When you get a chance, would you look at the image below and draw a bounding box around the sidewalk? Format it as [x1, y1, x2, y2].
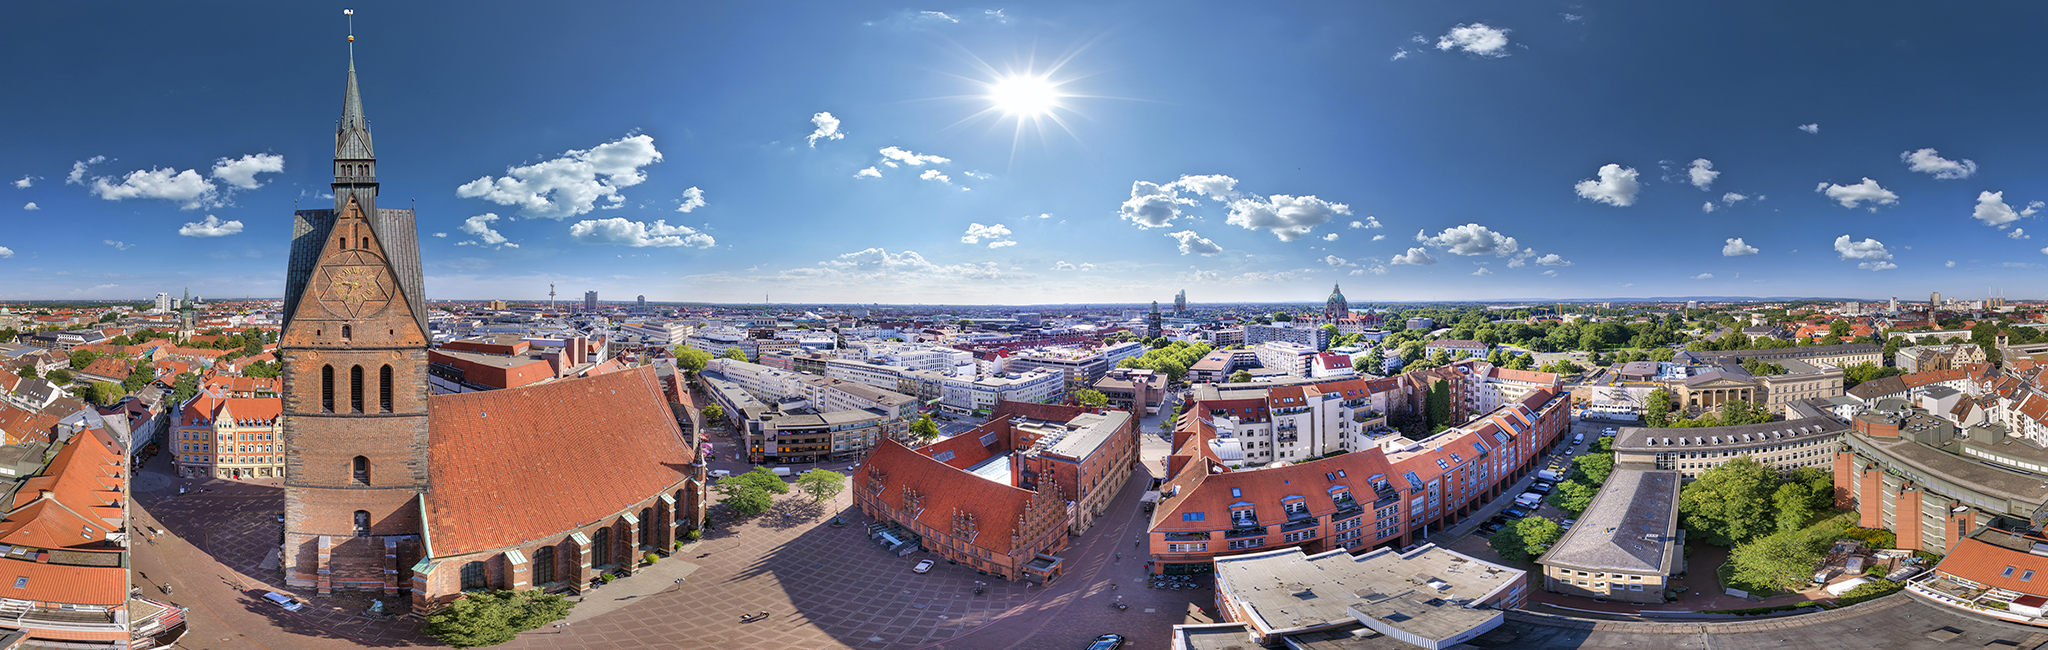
[557, 552, 704, 625]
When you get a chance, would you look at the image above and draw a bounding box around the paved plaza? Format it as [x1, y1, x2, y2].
[130, 396, 1217, 650]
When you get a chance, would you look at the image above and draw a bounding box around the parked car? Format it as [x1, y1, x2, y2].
[263, 592, 303, 612]
[913, 559, 935, 574]
[1560, 518, 1576, 530]
[1530, 482, 1555, 494]
[1480, 522, 1505, 535]
[1562, 448, 1575, 457]
[1087, 634, 1125, 650]
[1503, 507, 1530, 518]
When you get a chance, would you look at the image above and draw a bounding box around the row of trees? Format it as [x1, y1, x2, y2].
[711, 466, 847, 517]
[1116, 340, 1214, 384]
[1640, 390, 1775, 429]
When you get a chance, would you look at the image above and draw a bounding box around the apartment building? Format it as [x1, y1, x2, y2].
[1253, 341, 1318, 378]
[173, 387, 284, 480]
[1005, 346, 1113, 386]
[1613, 416, 1846, 478]
[1245, 323, 1331, 351]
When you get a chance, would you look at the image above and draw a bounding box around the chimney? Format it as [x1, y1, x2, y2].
[37, 490, 51, 501]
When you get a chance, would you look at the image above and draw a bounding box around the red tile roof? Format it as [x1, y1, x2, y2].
[854, 439, 1040, 556]
[0, 561, 126, 607]
[0, 429, 124, 552]
[1938, 535, 2048, 596]
[425, 365, 695, 557]
[75, 357, 132, 382]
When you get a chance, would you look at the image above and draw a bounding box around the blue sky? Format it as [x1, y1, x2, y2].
[5, 1, 2048, 304]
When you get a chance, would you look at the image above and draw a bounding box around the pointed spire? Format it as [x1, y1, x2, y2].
[335, 32, 375, 161]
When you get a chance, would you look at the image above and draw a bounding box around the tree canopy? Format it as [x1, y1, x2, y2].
[1488, 516, 1563, 564]
[910, 414, 941, 443]
[1071, 388, 1108, 408]
[713, 467, 789, 517]
[1679, 457, 1781, 546]
[795, 468, 846, 504]
[423, 589, 575, 648]
[672, 346, 713, 374]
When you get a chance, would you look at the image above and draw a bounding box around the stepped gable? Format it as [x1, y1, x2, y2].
[424, 365, 694, 556]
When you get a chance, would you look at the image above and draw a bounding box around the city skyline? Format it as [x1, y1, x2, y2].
[6, 2, 2048, 303]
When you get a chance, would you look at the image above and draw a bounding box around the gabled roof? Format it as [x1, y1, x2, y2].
[425, 365, 695, 557]
[855, 439, 1041, 556]
[1537, 468, 1682, 574]
[1153, 449, 1395, 532]
[0, 428, 123, 551]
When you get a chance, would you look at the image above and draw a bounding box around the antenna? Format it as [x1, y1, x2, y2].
[344, 9, 355, 57]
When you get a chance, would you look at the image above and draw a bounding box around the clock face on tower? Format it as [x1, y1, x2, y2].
[318, 250, 394, 319]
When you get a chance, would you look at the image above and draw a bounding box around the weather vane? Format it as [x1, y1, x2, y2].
[344, 8, 355, 53]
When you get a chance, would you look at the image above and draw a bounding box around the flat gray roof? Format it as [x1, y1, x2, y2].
[1613, 416, 1847, 453]
[1537, 468, 1682, 575]
[1213, 544, 1519, 644]
[1018, 411, 1129, 460]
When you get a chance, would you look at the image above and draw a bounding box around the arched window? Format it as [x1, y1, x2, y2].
[639, 508, 653, 548]
[591, 528, 612, 567]
[533, 546, 556, 586]
[354, 510, 370, 536]
[321, 365, 335, 413]
[350, 365, 364, 412]
[674, 489, 687, 526]
[380, 364, 393, 413]
[460, 561, 488, 591]
[361, 237, 370, 250]
[341, 324, 351, 341]
[353, 456, 369, 485]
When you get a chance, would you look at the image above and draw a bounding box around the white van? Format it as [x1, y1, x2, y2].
[772, 467, 793, 478]
[710, 469, 732, 479]
[1572, 433, 1585, 445]
[263, 592, 303, 612]
[1536, 469, 1564, 482]
[1514, 492, 1543, 507]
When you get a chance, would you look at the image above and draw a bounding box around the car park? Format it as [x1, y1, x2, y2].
[913, 559, 935, 574]
[1087, 634, 1125, 650]
[1503, 506, 1530, 518]
[1530, 482, 1554, 495]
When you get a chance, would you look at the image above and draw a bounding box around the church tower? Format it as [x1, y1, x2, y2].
[277, 39, 432, 595]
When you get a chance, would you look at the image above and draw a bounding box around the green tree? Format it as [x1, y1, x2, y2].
[15, 366, 35, 379]
[1643, 388, 1672, 428]
[1679, 457, 1779, 546]
[1227, 370, 1254, 383]
[1828, 320, 1851, 341]
[795, 468, 847, 504]
[87, 381, 123, 406]
[423, 589, 575, 648]
[713, 467, 790, 517]
[1716, 399, 1773, 427]
[45, 369, 72, 385]
[1071, 389, 1108, 408]
[1574, 453, 1615, 485]
[1272, 312, 1292, 322]
[1837, 577, 1903, 604]
[722, 347, 747, 361]
[671, 346, 713, 374]
[1356, 349, 1385, 374]
[244, 360, 282, 379]
[68, 349, 100, 371]
[700, 403, 725, 422]
[910, 414, 941, 443]
[242, 334, 263, 356]
[1515, 516, 1564, 558]
[1773, 482, 1816, 533]
[122, 364, 153, 392]
[1488, 524, 1529, 563]
[1728, 528, 1827, 594]
[1425, 380, 1451, 429]
[1548, 480, 1598, 515]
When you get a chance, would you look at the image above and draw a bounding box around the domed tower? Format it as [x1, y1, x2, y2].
[1324, 284, 1349, 321]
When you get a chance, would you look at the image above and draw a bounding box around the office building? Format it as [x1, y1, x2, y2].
[1537, 468, 1684, 604]
[1245, 323, 1331, 351]
[1613, 417, 1846, 479]
[1209, 544, 1525, 648]
[584, 290, 598, 311]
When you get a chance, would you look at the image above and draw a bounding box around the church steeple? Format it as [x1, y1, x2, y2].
[334, 33, 375, 187]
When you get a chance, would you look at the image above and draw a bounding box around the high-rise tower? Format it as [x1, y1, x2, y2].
[278, 36, 432, 595]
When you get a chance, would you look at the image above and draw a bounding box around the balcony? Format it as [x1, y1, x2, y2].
[1224, 525, 1267, 539]
[1164, 531, 1211, 542]
[1332, 499, 1364, 520]
[1280, 517, 1320, 533]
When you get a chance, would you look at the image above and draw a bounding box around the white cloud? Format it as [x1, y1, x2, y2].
[1322, 255, 1350, 267]
[1797, 124, 1819, 134]
[963, 171, 991, 180]
[920, 169, 951, 184]
[1900, 148, 1976, 180]
[1471, 267, 1494, 276]
[1349, 218, 1382, 229]
[1416, 223, 1521, 257]
[1389, 247, 1437, 266]
[1120, 181, 1192, 229]
[1390, 50, 1411, 61]
[178, 215, 244, 237]
[102, 239, 132, 251]
[1562, 13, 1583, 22]
[1946, 260, 1956, 268]
[676, 186, 706, 213]
[456, 134, 662, 219]
[1052, 261, 1095, 271]
[806, 112, 846, 147]
[1436, 23, 1511, 57]
[89, 167, 218, 209]
[1972, 191, 2040, 228]
[0, 247, 11, 258]
[1226, 194, 1350, 241]
[1371, 234, 1385, 241]
[568, 217, 714, 249]
[1574, 164, 1640, 207]
[1536, 253, 1572, 267]
[855, 167, 882, 179]
[1031, 213, 1051, 219]
[433, 232, 448, 238]
[209, 153, 285, 189]
[456, 213, 520, 249]
[1690, 273, 1714, 280]
[961, 223, 1015, 248]
[1722, 238, 1760, 257]
[1173, 174, 1238, 201]
[808, 248, 1011, 284]
[21, 202, 36, 211]
[1833, 235, 1895, 271]
[1702, 202, 1717, 213]
[918, 10, 957, 23]
[1365, 265, 1389, 275]
[1322, 233, 1339, 242]
[2011, 228, 2031, 240]
[12, 175, 35, 189]
[65, 156, 104, 185]
[1815, 178, 1898, 210]
[1721, 192, 1748, 205]
[1686, 159, 1718, 190]
[878, 146, 950, 166]
[1541, 269, 1558, 277]
[1167, 230, 1224, 256]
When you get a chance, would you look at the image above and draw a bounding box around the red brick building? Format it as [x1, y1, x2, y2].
[279, 49, 706, 613]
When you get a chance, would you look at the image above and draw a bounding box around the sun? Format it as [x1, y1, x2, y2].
[988, 74, 1061, 117]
